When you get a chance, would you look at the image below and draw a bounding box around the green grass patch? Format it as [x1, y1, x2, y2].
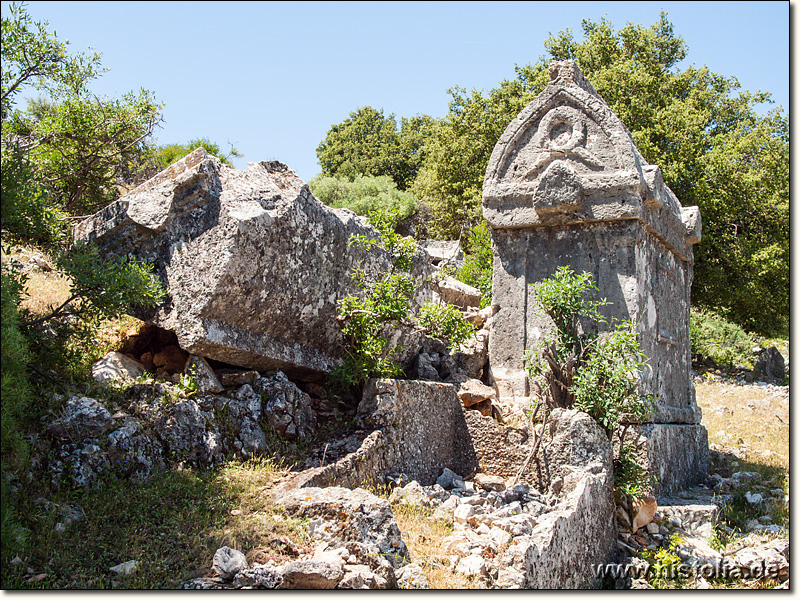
[1, 457, 306, 589]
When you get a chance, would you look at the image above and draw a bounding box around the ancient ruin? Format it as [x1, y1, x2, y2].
[66, 60, 723, 589]
[74, 149, 433, 381]
[482, 60, 707, 491]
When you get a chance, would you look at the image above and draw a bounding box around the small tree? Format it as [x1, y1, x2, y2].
[332, 208, 475, 395]
[523, 266, 654, 496]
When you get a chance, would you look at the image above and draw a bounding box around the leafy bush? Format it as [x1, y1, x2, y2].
[332, 208, 474, 393]
[309, 174, 419, 227]
[417, 302, 475, 351]
[1, 151, 70, 246]
[642, 533, 684, 588]
[613, 442, 651, 499]
[454, 221, 493, 309]
[0, 269, 32, 466]
[690, 307, 755, 368]
[523, 267, 655, 497]
[154, 137, 242, 168]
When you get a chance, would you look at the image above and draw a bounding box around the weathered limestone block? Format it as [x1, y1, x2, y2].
[482, 60, 707, 489]
[74, 148, 432, 380]
[48, 397, 113, 442]
[91, 352, 146, 384]
[517, 409, 616, 589]
[629, 423, 709, 494]
[278, 380, 479, 492]
[433, 276, 482, 309]
[419, 239, 465, 269]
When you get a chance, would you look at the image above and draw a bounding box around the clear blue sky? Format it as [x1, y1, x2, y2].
[4, 1, 791, 182]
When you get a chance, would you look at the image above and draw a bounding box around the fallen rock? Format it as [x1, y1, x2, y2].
[155, 399, 222, 467]
[232, 565, 284, 589]
[754, 346, 785, 382]
[456, 554, 487, 578]
[47, 397, 113, 442]
[419, 240, 464, 269]
[631, 497, 657, 532]
[74, 149, 432, 380]
[456, 378, 497, 407]
[474, 473, 506, 492]
[212, 547, 248, 581]
[278, 486, 410, 567]
[433, 276, 482, 309]
[92, 352, 146, 384]
[109, 560, 138, 577]
[279, 559, 344, 589]
[253, 372, 316, 440]
[185, 355, 224, 394]
[395, 562, 429, 589]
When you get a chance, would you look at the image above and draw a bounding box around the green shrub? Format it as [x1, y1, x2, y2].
[0, 269, 32, 466]
[332, 207, 474, 394]
[417, 302, 476, 351]
[690, 307, 755, 368]
[1, 150, 69, 245]
[309, 174, 418, 226]
[523, 267, 655, 497]
[154, 138, 241, 168]
[454, 221, 493, 309]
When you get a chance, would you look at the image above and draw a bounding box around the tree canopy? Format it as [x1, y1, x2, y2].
[316, 106, 433, 190]
[154, 137, 242, 169]
[2, 3, 162, 215]
[318, 12, 789, 337]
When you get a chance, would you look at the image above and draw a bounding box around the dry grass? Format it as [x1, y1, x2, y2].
[695, 379, 789, 469]
[392, 502, 480, 589]
[1, 245, 72, 316]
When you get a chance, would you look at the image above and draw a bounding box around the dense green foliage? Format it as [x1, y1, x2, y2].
[0, 270, 32, 466]
[316, 106, 433, 190]
[454, 222, 493, 309]
[524, 267, 654, 494]
[317, 13, 788, 337]
[154, 137, 242, 169]
[0, 5, 167, 555]
[309, 174, 419, 225]
[689, 306, 755, 368]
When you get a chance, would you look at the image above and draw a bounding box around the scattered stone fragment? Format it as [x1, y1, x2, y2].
[279, 559, 344, 589]
[48, 397, 113, 442]
[395, 563, 429, 589]
[437, 467, 464, 490]
[433, 276, 482, 309]
[109, 560, 138, 576]
[185, 355, 224, 394]
[254, 371, 316, 440]
[456, 554, 487, 578]
[474, 473, 506, 492]
[212, 547, 248, 581]
[91, 352, 146, 384]
[630, 496, 657, 532]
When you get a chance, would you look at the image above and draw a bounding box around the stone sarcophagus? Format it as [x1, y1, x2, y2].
[483, 61, 707, 491]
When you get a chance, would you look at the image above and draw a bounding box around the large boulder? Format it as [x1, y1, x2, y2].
[754, 346, 785, 382]
[74, 149, 432, 380]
